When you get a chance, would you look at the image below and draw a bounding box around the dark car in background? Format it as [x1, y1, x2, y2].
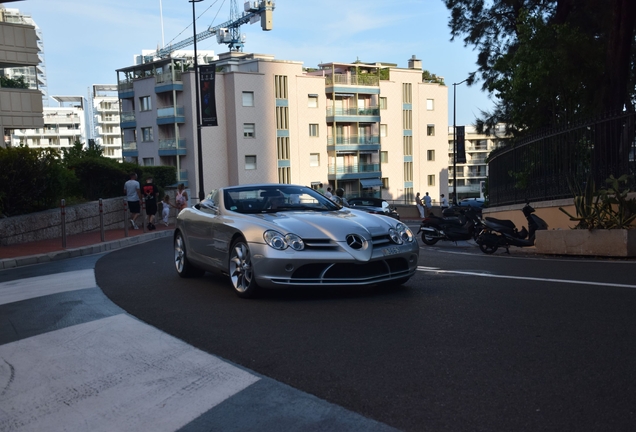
[348, 197, 401, 220]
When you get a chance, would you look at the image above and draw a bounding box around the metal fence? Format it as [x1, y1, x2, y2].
[488, 112, 636, 206]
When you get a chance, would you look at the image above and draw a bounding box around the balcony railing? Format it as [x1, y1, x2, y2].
[121, 111, 135, 122]
[123, 141, 137, 151]
[157, 106, 185, 118]
[325, 74, 380, 87]
[328, 163, 380, 175]
[156, 70, 183, 85]
[327, 135, 380, 145]
[118, 81, 133, 92]
[159, 138, 186, 150]
[326, 107, 380, 116]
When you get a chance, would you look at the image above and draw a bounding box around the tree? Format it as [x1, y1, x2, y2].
[444, 0, 636, 135]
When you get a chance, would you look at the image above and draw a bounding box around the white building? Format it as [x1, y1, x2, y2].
[116, 51, 449, 203]
[447, 124, 509, 200]
[90, 84, 121, 159]
[0, 6, 47, 104]
[11, 96, 86, 150]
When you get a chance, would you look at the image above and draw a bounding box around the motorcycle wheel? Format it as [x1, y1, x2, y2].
[421, 231, 439, 246]
[479, 243, 498, 254]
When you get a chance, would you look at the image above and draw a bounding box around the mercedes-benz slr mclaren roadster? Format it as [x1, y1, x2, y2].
[173, 184, 419, 298]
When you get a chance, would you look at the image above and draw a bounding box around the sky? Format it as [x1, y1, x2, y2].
[16, 0, 494, 126]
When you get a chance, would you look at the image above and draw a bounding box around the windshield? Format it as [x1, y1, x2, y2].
[224, 185, 341, 214]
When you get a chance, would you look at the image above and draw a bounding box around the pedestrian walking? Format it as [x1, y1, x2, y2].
[440, 194, 449, 213]
[175, 183, 189, 211]
[124, 172, 142, 229]
[325, 186, 333, 199]
[161, 195, 173, 226]
[142, 176, 159, 230]
[424, 192, 432, 217]
[415, 192, 425, 218]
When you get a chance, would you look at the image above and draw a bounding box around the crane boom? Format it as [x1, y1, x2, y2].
[144, 0, 274, 63]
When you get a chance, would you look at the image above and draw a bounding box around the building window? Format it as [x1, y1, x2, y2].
[141, 127, 153, 142]
[380, 151, 388, 163]
[308, 95, 318, 108]
[245, 155, 257, 170]
[244, 123, 255, 138]
[242, 91, 254, 107]
[427, 99, 434, 111]
[275, 75, 288, 99]
[380, 97, 387, 110]
[402, 83, 412, 104]
[382, 177, 389, 189]
[427, 124, 435, 136]
[403, 136, 413, 156]
[309, 124, 319, 137]
[428, 175, 435, 186]
[139, 96, 151, 111]
[143, 157, 155, 166]
[404, 161, 413, 182]
[310, 153, 320, 167]
[277, 137, 290, 160]
[427, 149, 435, 161]
[380, 124, 387, 138]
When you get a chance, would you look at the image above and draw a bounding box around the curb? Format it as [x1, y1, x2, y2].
[0, 230, 174, 270]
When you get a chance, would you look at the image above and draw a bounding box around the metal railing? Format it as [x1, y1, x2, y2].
[325, 74, 380, 87]
[328, 163, 380, 175]
[159, 138, 186, 150]
[326, 107, 380, 116]
[157, 106, 184, 118]
[327, 135, 380, 145]
[488, 112, 636, 206]
[121, 111, 135, 122]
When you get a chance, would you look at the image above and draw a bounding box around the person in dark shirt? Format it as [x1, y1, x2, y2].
[142, 177, 159, 230]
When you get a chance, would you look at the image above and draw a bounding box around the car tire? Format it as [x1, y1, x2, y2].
[174, 231, 205, 278]
[229, 239, 260, 298]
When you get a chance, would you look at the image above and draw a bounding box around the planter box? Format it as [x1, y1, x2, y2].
[536, 229, 636, 257]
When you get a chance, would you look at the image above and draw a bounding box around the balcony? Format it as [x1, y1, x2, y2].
[155, 71, 183, 93]
[118, 80, 134, 98]
[122, 141, 138, 157]
[99, 116, 120, 124]
[328, 163, 381, 181]
[157, 106, 185, 125]
[158, 138, 186, 156]
[325, 74, 379, 87]
[327, 135, 380, 152]
[120, 111, 136, 129]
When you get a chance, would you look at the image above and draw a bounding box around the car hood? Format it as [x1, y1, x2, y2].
[252, 209, 395, 239]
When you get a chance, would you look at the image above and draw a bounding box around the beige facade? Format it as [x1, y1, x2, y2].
[0, 7, 44, 142]
[91, 84, 121, 159]
[117, 52, 448, 203]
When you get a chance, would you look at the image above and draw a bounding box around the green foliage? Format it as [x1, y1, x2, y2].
[141, 165, 177, 189]
[0, 147, 67, 216]
[559, 175, 636, 230]
[70, 157, 128, 201]
[422, 70, 445, 85]
[0, 75, 28, 89]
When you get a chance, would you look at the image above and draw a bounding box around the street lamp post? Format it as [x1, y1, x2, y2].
[452, 78, 468, 205]
[190, 0, 205, 202]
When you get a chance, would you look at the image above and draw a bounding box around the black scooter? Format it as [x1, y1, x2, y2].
[417, 207, 482, 245]
[476, 201, 548, 254]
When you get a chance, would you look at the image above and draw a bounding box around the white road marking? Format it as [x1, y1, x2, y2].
[0, 269, 97, 305]
[417, 266, 636, 289]
[0, 314, 260, 432]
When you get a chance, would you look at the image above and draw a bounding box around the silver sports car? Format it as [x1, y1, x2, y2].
[173, 184, 419, 298]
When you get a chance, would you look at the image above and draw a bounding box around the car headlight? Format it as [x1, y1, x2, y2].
[389, 223, 414, 244]
[263, 230, 305, 251]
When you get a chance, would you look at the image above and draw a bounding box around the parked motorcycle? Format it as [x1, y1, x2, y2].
[476, 201, 548, 254]
[417, 206, 483, 245]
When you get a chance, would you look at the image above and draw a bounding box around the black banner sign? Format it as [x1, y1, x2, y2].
[456, 125, 466, 164]
[199, 65, 218, 127]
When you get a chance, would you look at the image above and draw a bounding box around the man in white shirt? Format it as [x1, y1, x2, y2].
[124, 172, 142, 229]
[423, 192, 432, 216]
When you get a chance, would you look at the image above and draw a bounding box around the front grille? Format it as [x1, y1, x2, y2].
[288, 257, 411, 285]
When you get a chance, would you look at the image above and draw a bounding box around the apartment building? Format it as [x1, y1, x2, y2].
[116, 51, 448, 203]
[0, 3, 43, 146]
[0, 6, 47, 103]
[447, 124, 508, 200]
[10, 96, 85, 149]
[91, 84, 121, 159]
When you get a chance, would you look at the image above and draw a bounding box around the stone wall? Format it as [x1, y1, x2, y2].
[0, 194, 177, 246]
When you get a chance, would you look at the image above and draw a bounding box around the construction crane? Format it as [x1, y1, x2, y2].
[144, 0, 274, 63]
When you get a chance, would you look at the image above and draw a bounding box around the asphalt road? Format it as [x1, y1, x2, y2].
[97, 236, 636, 432]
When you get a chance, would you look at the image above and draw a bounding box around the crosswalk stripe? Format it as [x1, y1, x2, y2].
[0, 269, 96, 306]
[0, 314, 260, 431]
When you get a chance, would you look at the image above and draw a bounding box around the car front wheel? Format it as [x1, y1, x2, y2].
[174, 231, 205, 278]
[229, 239, 259, 298]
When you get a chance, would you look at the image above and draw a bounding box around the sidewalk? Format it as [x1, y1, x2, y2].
[0, 223, 174, 270]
